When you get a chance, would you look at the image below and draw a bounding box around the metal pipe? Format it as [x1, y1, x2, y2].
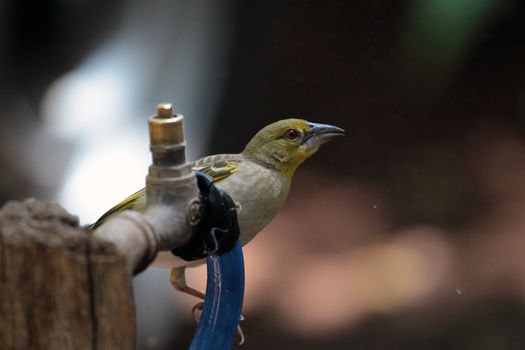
[145, 103, 201, 250]
[94, 103, 201, 274]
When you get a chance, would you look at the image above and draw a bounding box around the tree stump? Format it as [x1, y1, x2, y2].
[0, 199, 136, 350]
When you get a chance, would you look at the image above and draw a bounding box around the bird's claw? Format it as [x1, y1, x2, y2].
[191, 302, 245, 345]
[192, 301, 204, 323]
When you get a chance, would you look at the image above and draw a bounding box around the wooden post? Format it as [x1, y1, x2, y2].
[0, 199, 136, 350]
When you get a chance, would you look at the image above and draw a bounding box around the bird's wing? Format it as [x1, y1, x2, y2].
[192, 154, 242, 182]
[91, 154, 242, 229]
[91, 188, 146, 228]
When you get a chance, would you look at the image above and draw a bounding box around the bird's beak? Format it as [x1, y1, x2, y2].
[303, 122, 346, 151]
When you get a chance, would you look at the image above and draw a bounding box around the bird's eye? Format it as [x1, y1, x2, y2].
[284, 129, 299, 141]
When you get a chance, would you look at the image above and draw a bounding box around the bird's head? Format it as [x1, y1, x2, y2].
[242, 118, 345, 175]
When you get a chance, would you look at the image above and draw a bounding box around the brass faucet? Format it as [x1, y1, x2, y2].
[94, 103, 201, 274]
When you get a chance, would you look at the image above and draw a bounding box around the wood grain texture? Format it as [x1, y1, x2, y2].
[0, 199, 136, 350]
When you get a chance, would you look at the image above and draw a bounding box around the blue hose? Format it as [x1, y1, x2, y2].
[189, 240, 245, 350]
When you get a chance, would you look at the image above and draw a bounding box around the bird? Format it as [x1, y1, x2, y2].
[92, 118, 344, 310]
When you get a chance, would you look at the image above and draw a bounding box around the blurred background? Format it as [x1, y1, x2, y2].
[2, 0, 525, 348]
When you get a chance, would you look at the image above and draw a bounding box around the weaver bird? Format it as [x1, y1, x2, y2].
[92, 118, 344, 303]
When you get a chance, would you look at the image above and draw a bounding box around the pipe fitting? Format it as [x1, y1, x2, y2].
[94, 103, 201, 274]
[145, 103, 201, 250]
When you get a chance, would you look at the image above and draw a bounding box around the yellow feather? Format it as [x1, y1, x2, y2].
[91, 156, 242, 228]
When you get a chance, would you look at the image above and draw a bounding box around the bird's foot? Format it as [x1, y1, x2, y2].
[192, 301, 204, 323]
[191, 301, 245, 345]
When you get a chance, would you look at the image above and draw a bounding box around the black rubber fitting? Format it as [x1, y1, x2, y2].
[171, 172, 240, 261]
